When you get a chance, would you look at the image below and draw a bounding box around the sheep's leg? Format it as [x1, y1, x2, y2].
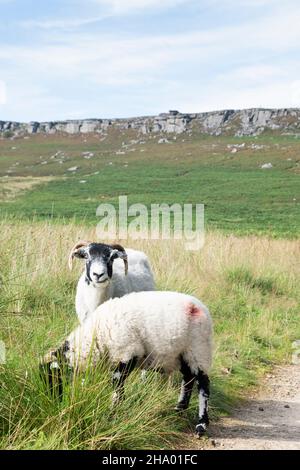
[40, 361, 63, 399]
[111, 357, 137, 406]
[175, 357, 196, 411]
[195, 370, 210, 436]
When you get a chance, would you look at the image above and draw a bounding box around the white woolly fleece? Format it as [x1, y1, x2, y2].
[66, 291, 213, 375]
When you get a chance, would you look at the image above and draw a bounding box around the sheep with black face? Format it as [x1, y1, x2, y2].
[69, 241, 155, 324]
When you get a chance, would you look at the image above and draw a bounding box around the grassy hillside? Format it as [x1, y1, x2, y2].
[0, 130, 299, 449]
[0, 131, 299, 236]
[0, 221, 299, 449]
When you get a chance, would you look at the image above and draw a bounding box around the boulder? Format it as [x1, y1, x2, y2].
[261, 163, 273, 169]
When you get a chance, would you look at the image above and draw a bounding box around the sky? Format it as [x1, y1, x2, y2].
[0, 0, 300, 121]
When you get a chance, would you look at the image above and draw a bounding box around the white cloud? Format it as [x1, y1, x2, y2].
[94, 0, 191, 13]
[21, 0, 192, 29]
[213, 0, 281, 5]
[21, 3, 299, 83]
[20, 15, 108, 30]
[218, 65, 287, 85]
[0, 80, 7, 105]
[2, 1, 300, 119]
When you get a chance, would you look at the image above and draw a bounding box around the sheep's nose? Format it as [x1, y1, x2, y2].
[93, 272, 105, 281]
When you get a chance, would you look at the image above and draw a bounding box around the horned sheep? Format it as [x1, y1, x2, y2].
[68, 241, 155, 324]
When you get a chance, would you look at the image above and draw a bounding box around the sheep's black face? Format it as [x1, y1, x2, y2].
[85, 244, 114, 286]
[75, 243, 126, 287]
[69, 243, 128, 287]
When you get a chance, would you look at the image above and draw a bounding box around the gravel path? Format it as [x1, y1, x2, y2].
[189, 365, 300, 450]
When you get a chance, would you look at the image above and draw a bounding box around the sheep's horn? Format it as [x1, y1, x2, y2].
[68, 240, 91, 270]
[110, 244, 128, 275]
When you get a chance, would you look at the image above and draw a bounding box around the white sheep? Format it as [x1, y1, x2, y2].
[41, 291, 213, 436]
[68, 241, 155, 324]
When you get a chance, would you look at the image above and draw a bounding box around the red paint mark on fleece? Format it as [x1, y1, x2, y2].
[186, 302, 204, 318]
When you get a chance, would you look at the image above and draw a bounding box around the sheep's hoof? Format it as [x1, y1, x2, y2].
[174, 402, 188, 412]
[140, 370, 147, 381]
[111, 391, 125, 408]
[195, 423, 207, 437]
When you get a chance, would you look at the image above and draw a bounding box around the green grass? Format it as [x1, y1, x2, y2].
[0, 131, 299, 236]
[0, 222, 299, 449]
[1, 359, 187, 450]
[0, 129, 299, 448]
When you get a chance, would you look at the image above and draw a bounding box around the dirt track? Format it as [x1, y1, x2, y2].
[191, 365, 300, 450]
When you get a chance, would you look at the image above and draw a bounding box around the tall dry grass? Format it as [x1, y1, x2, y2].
[0, 220, 299, 449]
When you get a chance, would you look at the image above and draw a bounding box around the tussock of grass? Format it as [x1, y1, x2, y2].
[0, 362, 185, 450]
[0, 221, 299, 449]
[227, 266, 284, 295]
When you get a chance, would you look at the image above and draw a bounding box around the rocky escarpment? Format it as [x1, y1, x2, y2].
[1, 108, 300, 137]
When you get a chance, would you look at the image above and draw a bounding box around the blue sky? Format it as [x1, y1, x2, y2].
[0, 0, 300, 121]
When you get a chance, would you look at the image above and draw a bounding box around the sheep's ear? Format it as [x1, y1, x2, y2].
[68, 240, 90, 270]
[109, 245, 128, 275]
[73, 248, 88, 259]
